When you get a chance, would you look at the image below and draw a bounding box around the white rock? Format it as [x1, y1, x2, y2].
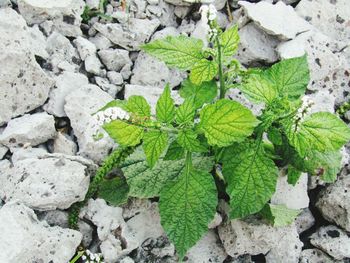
[64, 84, 114, 162]
[302, 90, 335, 114]
[0, 201, 82, 263]
[52, 132, 77, 155]
[17, 0, 85, 37]
[119, 257, 135, 263]
[0, 113, 56, 149]
[11, 147, 48, 163]
[310, 225, 350, 260]
[121, 64, 132, 80]
[299, 248, 336, 263]
[152, 26, 179, 40]
[95, 77, 122, 97]
[122, 198, 153, 219]
[0, 155, 90, 210]
[89, 33, 113, 51]
[86, 0, 99, 9]
[85, 54, 104, 76]
[44, 71, 89, 117]
[98, 49, 132, 72]
[295, 208, 315, 234]
[74, 36, 97, 61]
[152, 1, 177, 27]
[0, 144, 8, 159]
[208, 212, 222, 229]
[107, 71, 124, 85]
[174, 6, 191, 19]
[239, 1, 312, 40]
[271, 172, 309, 210]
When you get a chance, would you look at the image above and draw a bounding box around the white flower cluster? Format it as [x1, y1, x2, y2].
[199, 4, 217, 23]
[292, 97, 315, 131]
[81, 250, 104, 263]
[94, 107, 130, 126]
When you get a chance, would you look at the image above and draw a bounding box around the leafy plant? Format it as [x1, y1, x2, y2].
[81, 0, 112, 23]
[70, 6, 350, 259]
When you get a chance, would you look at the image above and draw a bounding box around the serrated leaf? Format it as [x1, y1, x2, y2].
[267, 126, 283, 145]
[142, 35, 204, 70]
[180, 79, 217, 109]
[190, 59, 218, 84]
[260, 204, 301, 227]
[103, 120, 144, 146]
[177, 129, 207, 153]
[159, 168, 217, 259]
[164, 140, 185, 160]
[287, 165, 302, 186]
[218, 25, 239, 59]
[285, 112, 350, 157]
[156, 84, 176, 123]
[175, 99, 196, 125]
[222, 141, 278, 218]
[142, 130, 168, 168]
[198, 99, 259, 147]
[95, 99, 127, 113]
[98, 177, 129, 206]
[121, 149, 214, 198]
[125, 95, 151, 117]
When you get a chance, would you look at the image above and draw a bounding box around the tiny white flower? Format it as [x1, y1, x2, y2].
[82, 255, 87, 260]
[208, 4, 217, 21]
[86, 250, 91, 256]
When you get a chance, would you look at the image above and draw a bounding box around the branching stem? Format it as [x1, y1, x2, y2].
[216, 36, 226, 99]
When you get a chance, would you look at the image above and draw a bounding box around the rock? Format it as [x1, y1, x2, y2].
[44, 71, 89, 117]
[17, 0, 85, 37]
[89, 33, 113, 51]
[86, 0, 99, 9]
[186, 230, 227, 263]
[208, 212, 222, 229]
[0, 154, 90, 210]
[310, 225, 350, 260]
[302, 90, 336, 114]
[107, 71, 124, 85]
[296, 0, 350, 43]
[152, 0, 177, 27]
[174, 6, 191, 19]
[0, 145, 8, 159]
[74, 36, 97, 61]
[239, 1, 312, 40]
[11, 147, 48, 163]
[95, 76, 122, 97]
[295, 208, 315, 234]
[121, 64, 133, 80]
[0, 201, 82, 263]
[299, 248, 336, 263]
[122, 198, 153, 219]
[52, 132, 77, 155]
[271, 172, 309, 210]
[152, 26, 179, 40]
[0, 112, 56, 149]
[236, 23, 279, 65]
[164, 0, 191, 6]
[85, 54, 104, 76]
[316, 174, 350, 231]
[64, 84, 114, 162]
[94, 18, 160, 51]
[98, 49, 132, 72]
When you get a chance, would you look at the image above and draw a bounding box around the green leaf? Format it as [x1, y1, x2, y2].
[103, 120, 143, 146]
[266, 55, 309, 100]
[159, 168, 217, 259]
[121, 149, 214, 198]
[125, 95, 151, 117]
[142, 130, 168, 168]
[285, 112, 350, 157]
[198, 99, 259, 147]
[177, 129, 207, 153]
[221, 141, 278, 219]
[287, 165, 302, 186]
[156, 84, 176, 123]
[267, 126, 283, 146]
[95, 99, 127, 113]
[190, 59, 218, 85]
[142, 35, 204, 70]
[164, 140, 185, 160]
[260, 204, 301, 227]
[180, 79, 217, 109]
[218, 25, 240, 59]
[98, 177, 129, 206]
[175, 99, 196, 125]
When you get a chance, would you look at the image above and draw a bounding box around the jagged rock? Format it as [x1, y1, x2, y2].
[64, 84, 114, 162]
[271, 172, 309, 210]
[316, 174, 350, 231]
[86, 0, 99, 9]
[44, 71, 88, 117]
[89, 33, 113, 51]
[152, 26, 179, 40]
[107, 71, 124, 85]
[122, 198, 153, 219]
[236, 22, 279, 65]
[0, 112, 56, 149]
[0, 154, 90, 210]
[73, 36, 97, 61]
[296, 0, 350, 43]
[17, 0, 85, 37]
[11, 147, 48, 163]
[85, 54, 105, 76]
[239, 1, 312, 40]
[95, 76, 122, 97]
[0, 202, 82, 263]
[302, 90, 336, 114]
[0, 145, 8, 160]
[299, 249, 337, 263]
[310, 225, 350, 260]
[93, 18, 160, 51]
[52, 132, 77, 156]
[98, 49, 132, 72]
[295, 208, 315, 234]
[164, 0, 191, 6]
[208, 212, 222, 229]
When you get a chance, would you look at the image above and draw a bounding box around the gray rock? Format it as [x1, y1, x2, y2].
[0, 155, 90, 210]
[85, 54, 104, 76]
[295, 208, 315, 234]
[299, 248, 337, 263]
[52, 132, 77, 156]
[86, 0, 99, 9]
[0, 145, 8, 160]
[64, 84, 114, 162]
[302, 90, 336, 114]
[239, 1, 312, 40]
[89, 33, 113, 51]
[17, 0, 85, 37]
[74, 36, 97, 61]
[98, 49, 132, 72]
[174, 6, 191, 19]
[121, 64, 133, 80]
[44, 71, 89, 117]
[151, 26, 179, 41]
[107, 71, 124, 85]
[310, 225, 350, 260]
[0, 113, 56, 149]
[208, 212, 223, 229]
[0, 201, 82, 263]
[11, 147, 48, 163]
[95, 76, 122, 97]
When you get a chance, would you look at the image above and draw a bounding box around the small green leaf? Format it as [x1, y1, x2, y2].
[95, 99, 127, 113]
[218, 25, 240, 59]
[177, 129, 207, 153]
[221, 141, 278, 219]
[142, 130, 168, 168]
[287, 165, 302, 186]
[175, 99, 196, 125]
[180, 79, 217, 109]
[156, 84, 176, 123]
[260, 204, 301, 227]
[103, 120, 143, 146]
[198, 99, 259, 147]
[98, 177, 129, 206]
[267, 126, 283, 146]
[164, 140, 185, 160]
[190, 59, 218, 84]
[159, 168, 217, 259]
[125, 95, 151, 117]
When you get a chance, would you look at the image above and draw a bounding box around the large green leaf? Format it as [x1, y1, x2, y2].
[198, 99, 259, 147]
[156, 84, 176, 123]
[221, 141, 278, 218]
[189, 59, 218, 85]
[175, 99, 196, 125]
[120, 149, 213, 198]
[125, 95, 151, 117]
[103, 120, 143, 146]
[177, 129, 207, 153]
[159, 168, 217, 259]
[285, 112, 350, 157]
[180, 79, 217, 109]
[260, 204, 301, 227]
[142, 130, 168, 168]
[98, 177, 129, 206]
[164, 140, 185, 160]
[218, 25, 240, 59]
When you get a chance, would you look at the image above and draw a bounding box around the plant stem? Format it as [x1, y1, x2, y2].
[185, 151, 192, 173]
[69, 251, 84, 263]
[216, 36, 225, 99]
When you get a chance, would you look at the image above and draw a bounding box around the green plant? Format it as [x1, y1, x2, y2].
[81, 0, 112, 23]
[71, 6, 350, 259]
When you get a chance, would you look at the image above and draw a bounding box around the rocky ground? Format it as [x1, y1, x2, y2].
[0, 0, 349, 262]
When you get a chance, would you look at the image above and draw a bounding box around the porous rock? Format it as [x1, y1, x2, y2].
[295, 208, 315, 234]
[299, 248, 337, 263]
[98, 49, 132, 72]
[52, 132, 78, 156]
[73, 36, 97, 61]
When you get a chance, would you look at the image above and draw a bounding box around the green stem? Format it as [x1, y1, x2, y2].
[185, 151, 192, 173]
[69, 251, 84, 263]
[216, 36, 225, 99]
